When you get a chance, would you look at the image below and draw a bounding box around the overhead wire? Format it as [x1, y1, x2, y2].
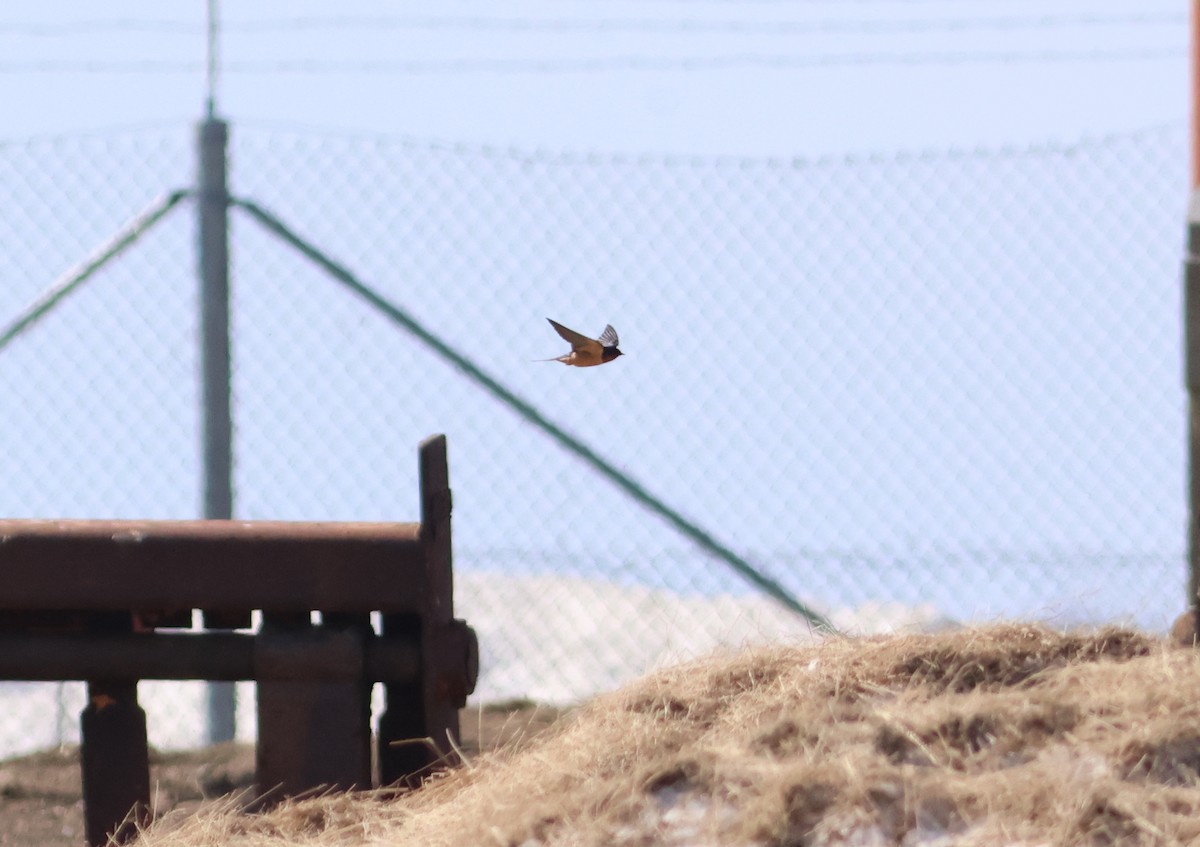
[0, 48, 1184, 76]
[0, 12, 1185, 37]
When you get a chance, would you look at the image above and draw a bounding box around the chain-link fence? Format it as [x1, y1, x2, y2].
[0, 123, 1188, 755]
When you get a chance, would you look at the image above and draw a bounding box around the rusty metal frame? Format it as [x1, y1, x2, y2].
[0, 434, 477, 846]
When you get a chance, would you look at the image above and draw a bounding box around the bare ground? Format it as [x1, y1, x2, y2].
[0, 701, 564, 847]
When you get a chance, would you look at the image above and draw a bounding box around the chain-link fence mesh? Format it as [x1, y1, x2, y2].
[0, 124, 1188, 755]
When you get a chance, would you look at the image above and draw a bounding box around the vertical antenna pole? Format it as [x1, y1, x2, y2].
[205, 0, 219, 118]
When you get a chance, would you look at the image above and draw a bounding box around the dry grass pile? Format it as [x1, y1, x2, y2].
[137, 624, 1200, 846]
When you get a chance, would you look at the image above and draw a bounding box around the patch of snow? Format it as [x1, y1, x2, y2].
[0, 573, 946, 758]
[457, 572, 950, 704]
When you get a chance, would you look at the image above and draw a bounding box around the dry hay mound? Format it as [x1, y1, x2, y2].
[137, 623, 1200, 846]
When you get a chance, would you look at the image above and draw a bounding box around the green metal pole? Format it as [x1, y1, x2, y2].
[198, 117, 237, 744]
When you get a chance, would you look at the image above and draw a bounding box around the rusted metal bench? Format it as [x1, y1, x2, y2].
[0, 434, 478, 846]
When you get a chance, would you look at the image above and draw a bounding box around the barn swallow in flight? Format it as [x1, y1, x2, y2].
[541, 318, 623, 367]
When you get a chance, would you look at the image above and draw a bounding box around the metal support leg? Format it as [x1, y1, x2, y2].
[81, 680, 150, 846]
[255, 619, 371, 799]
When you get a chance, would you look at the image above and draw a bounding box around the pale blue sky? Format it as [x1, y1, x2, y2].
[0, 1, 1187, 152]
[0, 2, 1192, 630]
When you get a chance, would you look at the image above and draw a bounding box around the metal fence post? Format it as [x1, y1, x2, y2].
[1188, 1, 1200, 633]
[1187, 194, 1200, 623]
[198, 116, 237, 743]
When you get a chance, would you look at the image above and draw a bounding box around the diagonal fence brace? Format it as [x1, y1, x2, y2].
[231, 195, 835, 633]
[0, 189, 192, 353]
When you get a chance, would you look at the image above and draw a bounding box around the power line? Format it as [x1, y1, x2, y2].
[234, 12, 1192, 34]
[0, 48, 1184, 76]
[557, 0, 1136, 3]
[209, 121, 1181, 175]
[0, 12, 1184, 37]
[562, 0, 1176, 5]
[2, 121, 1180, 166]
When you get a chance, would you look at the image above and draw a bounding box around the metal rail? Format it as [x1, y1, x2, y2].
[0, 518, 424, 612]
[0, 631, 420, 682]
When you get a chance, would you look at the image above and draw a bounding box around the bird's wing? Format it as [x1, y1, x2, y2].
[598, 324, 619, 347]
[548, 318, 600, 353]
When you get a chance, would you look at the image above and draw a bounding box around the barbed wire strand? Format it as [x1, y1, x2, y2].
[0, 12, 1184, 37]
[0, 48, 1184, 76]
